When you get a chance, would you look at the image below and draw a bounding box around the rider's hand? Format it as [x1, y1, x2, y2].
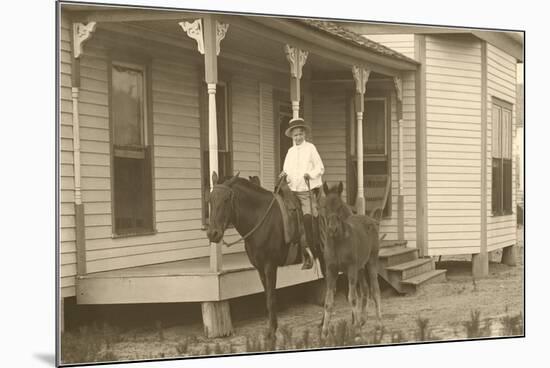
[304, 173, 311, 180]
[278, 171, 287, 179]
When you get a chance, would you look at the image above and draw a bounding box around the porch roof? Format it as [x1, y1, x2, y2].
[299, 19, 419, 65]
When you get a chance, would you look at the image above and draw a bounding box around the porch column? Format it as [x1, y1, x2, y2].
[181, 17, 233, 339]
[72, 22, 96, 279]
[284, 45, 308, 119]
[180, 17, 229, 273]
[352, 66, 370, 215]
[394, 76, 405, 241]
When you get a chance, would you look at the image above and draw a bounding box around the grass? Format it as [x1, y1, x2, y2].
[500, 307, 523, 336]
[463, 310, 492, 338]
[61, 323, 120, 364]
[62, 307, 524, 363]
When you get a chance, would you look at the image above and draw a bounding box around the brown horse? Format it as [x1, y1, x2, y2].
[207, 172, 297, 338]
[321, 182, 382, 335]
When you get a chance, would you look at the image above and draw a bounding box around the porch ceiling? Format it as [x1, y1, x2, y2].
[103, 18, 369, 78]
[65, 5, 415, 77]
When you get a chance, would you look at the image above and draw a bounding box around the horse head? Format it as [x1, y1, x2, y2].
[207, 171, 240, 243]
[322, 181, 350, 239]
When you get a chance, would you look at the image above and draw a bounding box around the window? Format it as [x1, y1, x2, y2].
[201, 82, 232, 223]
[491, 99, 513, 216]
[349, 98, 388, 157]
[110, 61, 154, 235]
[364, 99, 387, 155]
[348, 95, 391, 216]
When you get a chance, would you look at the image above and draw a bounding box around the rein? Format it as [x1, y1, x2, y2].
[221, 176, 284, 247]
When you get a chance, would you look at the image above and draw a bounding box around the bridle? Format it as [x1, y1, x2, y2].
[211, 176, 284, 247]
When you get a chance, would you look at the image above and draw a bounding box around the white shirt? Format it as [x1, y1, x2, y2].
[283, 141, 325, 191]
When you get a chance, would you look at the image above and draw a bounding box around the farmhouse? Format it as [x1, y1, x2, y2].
[58, 3, 523, 336]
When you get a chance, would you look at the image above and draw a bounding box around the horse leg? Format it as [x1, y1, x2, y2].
[264, 262, 278, 340]
[321, 265, 338, 337]
[347, 266, 360, 328]
[358, 268, 369, 326]
[367, 261, 382, 324]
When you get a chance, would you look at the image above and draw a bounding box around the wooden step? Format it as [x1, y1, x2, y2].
[380, 239, 408, 249]
[400, 269, 447, 294]
[378, 247, 417, 267]
[386, 258, 434, 280]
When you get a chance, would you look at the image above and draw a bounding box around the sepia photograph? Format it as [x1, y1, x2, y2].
[54, 0, 526, 366]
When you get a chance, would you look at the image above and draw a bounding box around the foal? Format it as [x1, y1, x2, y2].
[321, 182, 382, 335]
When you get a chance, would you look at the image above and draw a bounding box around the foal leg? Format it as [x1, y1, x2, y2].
[321, 265, 338, 337]
[358, 268, 369, 326]
[367, 261, 382, 324]
[347, 266, 360, 328]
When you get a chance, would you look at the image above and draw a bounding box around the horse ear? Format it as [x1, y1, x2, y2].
[234, 171, 240, 178]
[323, 182, 329, 195]
[338, 182, 344, 195]
[212, 171, 218, 185]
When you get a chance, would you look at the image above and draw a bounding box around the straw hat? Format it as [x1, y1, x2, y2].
[284, 117, 311, 138]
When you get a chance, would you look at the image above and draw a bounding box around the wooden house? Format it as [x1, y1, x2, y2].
[58, 3, 522, 336]
[340, 24, 524, 275]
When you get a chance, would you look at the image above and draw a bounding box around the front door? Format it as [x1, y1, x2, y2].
[274, 91, 304, 175]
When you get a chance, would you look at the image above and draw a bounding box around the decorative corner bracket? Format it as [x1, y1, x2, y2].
[216, 22, 229, 56]
[284, 45, 308, 79]
[352, 66, 370, 95]
[73, 22, 97, 59]
[393, 76, 403, 102]
[180, 19, 204, 54]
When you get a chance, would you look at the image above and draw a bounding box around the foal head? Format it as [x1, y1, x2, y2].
[206, 171, 240, 243]
[322, 181, 349, 239]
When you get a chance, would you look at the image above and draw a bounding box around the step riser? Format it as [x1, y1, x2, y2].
[380, 250, 418, 267]
[400, 271, 447, 294]
[400, 260, 435, 280]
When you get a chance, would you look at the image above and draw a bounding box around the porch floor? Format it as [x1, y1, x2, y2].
[76, 252, 323, 305]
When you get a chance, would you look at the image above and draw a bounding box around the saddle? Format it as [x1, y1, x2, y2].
[275, 179, 304, 245]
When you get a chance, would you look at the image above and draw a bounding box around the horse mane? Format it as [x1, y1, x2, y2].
[224, 176, 272, 195]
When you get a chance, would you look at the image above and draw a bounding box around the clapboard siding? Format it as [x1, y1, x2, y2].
[232, 75, 261, 178]
[486, 43, 517, 251]
[312, 86, 348, 196]
[364, 34, 416, 59]
[260, 83, 276, 190]
[425, 35, 482, 255]
[60, 14, 77, 297]
[73, 30, 224, 274]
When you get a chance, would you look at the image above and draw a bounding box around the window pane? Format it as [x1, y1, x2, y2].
[503, 158, 512, 212]
[492, 158, 502, 214]
[113, 151, 153, 234]
[364, 100, 386, 155]
[502, 109, 512, 159]
[492, 105, 501, 158]
[112, 64, 144, 147]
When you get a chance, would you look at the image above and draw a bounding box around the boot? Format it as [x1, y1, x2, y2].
[301, 214, 315, 270]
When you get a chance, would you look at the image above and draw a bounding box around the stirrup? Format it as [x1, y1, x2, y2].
[301, 247, 314, 270]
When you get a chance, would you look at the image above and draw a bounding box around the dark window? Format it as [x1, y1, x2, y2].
[349, 96, 391, 217]
[110, 62, 154, 235]
[201, 82, 232, 223]
[364, 99, 387, 155]
[491, 99, 513, 216]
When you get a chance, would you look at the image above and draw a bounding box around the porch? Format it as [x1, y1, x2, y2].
[77, 252, 323, 304]
[61, 4, 420, 336]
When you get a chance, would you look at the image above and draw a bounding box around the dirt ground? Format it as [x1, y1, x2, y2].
[62, 238, 524, 364]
